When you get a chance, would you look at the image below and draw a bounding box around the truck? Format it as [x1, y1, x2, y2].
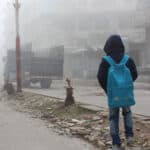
[4, 44, 64, 89]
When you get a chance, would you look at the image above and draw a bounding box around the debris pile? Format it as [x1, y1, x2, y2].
[4, 92, 150, 150]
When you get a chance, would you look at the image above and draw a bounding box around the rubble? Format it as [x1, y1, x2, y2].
[3, 91, 150, 150]
[92, 116, 101, 121]
[97, 141, 105, 147]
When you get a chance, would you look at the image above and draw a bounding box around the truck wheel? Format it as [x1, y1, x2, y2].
[23, 81, 30, 88]
[6, 83, 15, 95]
[40, 81, 45, 89]
[40, 80, 50, 89]
[48, 80, 52, 88]
[40, 80, 51, 89]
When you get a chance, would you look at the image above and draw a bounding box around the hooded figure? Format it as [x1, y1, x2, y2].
[97, 35, 138, 93]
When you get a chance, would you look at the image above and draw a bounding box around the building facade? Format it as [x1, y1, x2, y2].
[4, 0, 142, 49]
[4, 0, 150, 69]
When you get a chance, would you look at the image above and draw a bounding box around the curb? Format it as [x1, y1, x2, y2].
[23, 89, 150, 123]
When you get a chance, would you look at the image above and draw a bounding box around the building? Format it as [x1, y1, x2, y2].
[4, 0, 142, 49]
[64, 48, 102, 79]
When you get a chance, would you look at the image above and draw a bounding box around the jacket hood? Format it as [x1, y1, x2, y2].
[104, 35, 125, 63]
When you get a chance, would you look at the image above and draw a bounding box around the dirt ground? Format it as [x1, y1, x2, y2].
[0, 93, 99, 150]
[3, 91, 150, 150]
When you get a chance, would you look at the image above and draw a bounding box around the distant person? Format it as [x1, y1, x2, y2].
[97, 35, 138, 150]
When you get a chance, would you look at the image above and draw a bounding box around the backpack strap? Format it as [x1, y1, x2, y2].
[103, 56, 116, 66]
[103, 55, 129, 66]
[120, 55, 129, 65]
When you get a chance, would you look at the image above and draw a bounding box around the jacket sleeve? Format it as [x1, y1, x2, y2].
[126, 57, 138, 82]
[97, 58, 110, 93]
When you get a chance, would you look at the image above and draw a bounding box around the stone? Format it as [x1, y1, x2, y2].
[136, 128, 141, 131]
[69, 126, 89, 136]
[71, 119, 80, 123]
[99, 119, 104, 124]
[48, 124, 55, 128]
[71, 119, 86, 125]
[82, 115, 92, 120]
[106, 141, 112, 146]
[60, 122, 75, 128]
[83, 122, 91, 128]
[64, 128, 71, 135]
[92, 116, 101, 121]
[140, 134, 145, 138]
[77, 120, 86, 125]
[47, 108, 52, 110]
[93, 127, 101, 131]
[84, 135, 90, 140]
[101, 112, 108, 118]
[88, 135, 96, 142]
[57, 130, 64, 135]
[105, 126, 110, 131]
[121, 143, 126, 149]
[97, 141, 105, 147]
[78, 130, 89, 136]
[121, 137, 126, 142]
[143, 142, 149, 147]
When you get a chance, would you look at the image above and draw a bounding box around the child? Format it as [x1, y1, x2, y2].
[97, 35, 138, 150]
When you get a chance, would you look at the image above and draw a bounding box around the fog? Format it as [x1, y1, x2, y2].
[1, 0, 150, 81]
[0, 1, 6, 81]
[3, 0, 139, 48]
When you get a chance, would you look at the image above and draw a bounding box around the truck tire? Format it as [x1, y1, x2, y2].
[23, 80, 30, 88]
[40, 80, 52, 89]
[6, 83, 15, 95]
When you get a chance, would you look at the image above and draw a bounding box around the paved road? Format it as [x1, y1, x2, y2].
[0, 96, 97, 150]
[25, 83, 150, 117]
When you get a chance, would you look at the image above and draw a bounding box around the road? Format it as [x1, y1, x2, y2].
[0, 95, 98, 150]
[25, 82, 150, 117]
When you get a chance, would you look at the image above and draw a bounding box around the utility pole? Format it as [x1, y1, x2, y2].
[13, 0, 22, 92]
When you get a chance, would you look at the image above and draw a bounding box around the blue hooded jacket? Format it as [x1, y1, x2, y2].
[97, 35, 138, 93]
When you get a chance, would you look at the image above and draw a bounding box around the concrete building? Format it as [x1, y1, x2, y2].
[4, 0, 142, 49]
[4, 0, 150, 82]
[4, 0, 150, 69]
[129, 0, 150, 67]
[64, 48, 102, 79]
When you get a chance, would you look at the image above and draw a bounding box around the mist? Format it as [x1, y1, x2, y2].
[1, 0, 150, 81]
[3, 0, 139, 49]
[0, 1, 7, 81]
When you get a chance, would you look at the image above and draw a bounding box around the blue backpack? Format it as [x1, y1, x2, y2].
[103, 54, 135, 108]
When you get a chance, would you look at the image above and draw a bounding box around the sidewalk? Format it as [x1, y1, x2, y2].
[21, 85, 150, 150]
[24, 83, 150, 117]
[0, 97, 97, 150]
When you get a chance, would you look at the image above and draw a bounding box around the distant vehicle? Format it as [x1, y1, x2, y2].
[4, 45, 64, 89]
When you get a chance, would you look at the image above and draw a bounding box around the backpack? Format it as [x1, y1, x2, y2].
[103, 54, 135, 108]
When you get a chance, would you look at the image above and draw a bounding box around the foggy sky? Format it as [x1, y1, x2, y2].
[0, 0, 147, 80]
[0, 1, 7, 80]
